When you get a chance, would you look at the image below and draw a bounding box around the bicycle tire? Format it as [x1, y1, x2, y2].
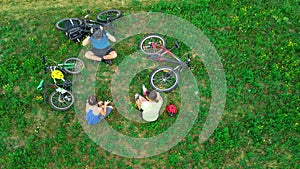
[150, 67, 179, 92]
[63, 57, 85, 74]
[55, 18, 83, 31]
[43, 88, 48, 104]
[96, 9, 122, 22]
[49, 90, 75, 111]
[139, 34, 166, 56]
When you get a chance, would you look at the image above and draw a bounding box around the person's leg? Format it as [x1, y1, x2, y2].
[135, 95, 147, 110]
[107, 106, 113, 109]
[135, 99, 142, 110]
[84, 51, 103, 61]
[104, 107, 113, 117]
[103, 50, 117, 60]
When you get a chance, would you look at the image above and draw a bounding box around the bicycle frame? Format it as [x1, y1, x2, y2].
[148, 42, 185, 73]
[43, 56, 75, 75]
[82, 13, 115, 35]
[47, 64, 75, 75]
[57, 62, 75, 69]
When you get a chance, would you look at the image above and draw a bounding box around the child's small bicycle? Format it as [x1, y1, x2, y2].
[36, 56, 85, 111]
[139, 34, 191, 92]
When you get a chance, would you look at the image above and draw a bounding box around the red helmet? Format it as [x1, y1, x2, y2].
[166, 104, 177, 116]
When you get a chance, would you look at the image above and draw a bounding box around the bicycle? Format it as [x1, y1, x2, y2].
[36, 56, 85, 111]
[139, 34, 191, 92]
[55, 9, 122, 42]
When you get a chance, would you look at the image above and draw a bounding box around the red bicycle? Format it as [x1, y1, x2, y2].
[139, 34, 191, 92]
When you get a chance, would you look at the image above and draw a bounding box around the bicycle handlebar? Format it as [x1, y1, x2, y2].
[37, 80, 44, 90]
[41, 56, 48, 73]
[42, 56, 46, 64]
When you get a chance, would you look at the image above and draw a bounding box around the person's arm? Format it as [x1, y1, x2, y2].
[136, 99, 142, 110]
[85, 100, 90, 112]
[136, 94, 148, 108]
[106, 33, 116, 42]
[100, 25, 116, 42]
[99, 106, 106, 116]
[99, 100, 110, 116]
[98, 101, 106, 116]
[142, 84, 147, 96]
[82, 36, 90, 46]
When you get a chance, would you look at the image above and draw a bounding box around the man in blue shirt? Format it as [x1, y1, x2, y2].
[82, 25, 117, 65]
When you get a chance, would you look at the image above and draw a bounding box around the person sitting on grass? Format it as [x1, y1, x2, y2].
[86, 95, 113, 125]
[134, 85, 163, 122]
[82, 25, 117, 65]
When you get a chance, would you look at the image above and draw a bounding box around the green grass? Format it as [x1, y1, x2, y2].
[0, 0, 299, 168]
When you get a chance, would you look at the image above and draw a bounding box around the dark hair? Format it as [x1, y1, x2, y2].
[92, 29, 102, 39]
[88, 95, 98, 105]
[146, 90, 158, 101]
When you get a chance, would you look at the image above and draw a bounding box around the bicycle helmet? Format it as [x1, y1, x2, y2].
[166, 104, 178, 116]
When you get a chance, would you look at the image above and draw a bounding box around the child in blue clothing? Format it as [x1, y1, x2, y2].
[85, 95, 113, 125]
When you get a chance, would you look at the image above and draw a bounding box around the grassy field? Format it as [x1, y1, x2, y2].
[0, 0, 299, 168]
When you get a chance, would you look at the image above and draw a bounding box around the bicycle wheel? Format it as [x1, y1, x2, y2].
[96, 9, 122, 22]
[55, 18, 83, 31]
[49, 90, 75, 111]
[140, 34, 166, 56]
[63, 57, 85, 74]
[150, 67, 179, 92]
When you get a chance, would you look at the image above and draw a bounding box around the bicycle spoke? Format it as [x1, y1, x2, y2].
[63, 58, 84, 74]
[51, 93, 72, 109]
[151, 68, 178, 92]
[153, 72, 174, 90]
[153, 77, 164, 84]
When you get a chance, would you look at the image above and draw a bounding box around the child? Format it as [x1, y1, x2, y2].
[85, 95, 113, 125]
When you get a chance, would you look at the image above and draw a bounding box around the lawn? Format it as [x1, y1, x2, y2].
[0, 0, 299, 168]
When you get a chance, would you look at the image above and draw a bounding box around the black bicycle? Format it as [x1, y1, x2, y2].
[55, 9, 122, 42]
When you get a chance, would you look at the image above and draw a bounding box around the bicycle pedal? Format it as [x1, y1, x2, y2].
[63, 96, 71, 101]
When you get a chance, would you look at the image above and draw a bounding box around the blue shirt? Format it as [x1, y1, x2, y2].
[86, 107, 113, 126]
[89, 32, 110, 50]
